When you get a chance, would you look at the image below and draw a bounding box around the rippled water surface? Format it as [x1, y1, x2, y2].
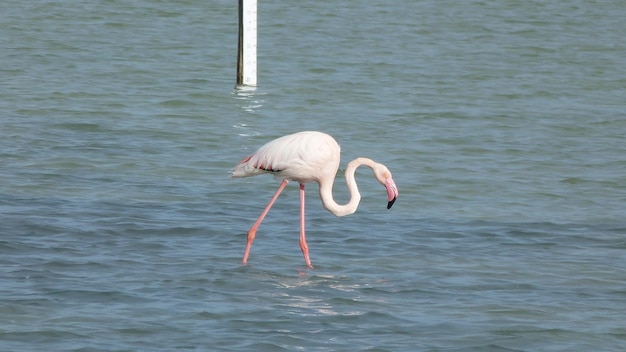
[2, 0, 626, 351]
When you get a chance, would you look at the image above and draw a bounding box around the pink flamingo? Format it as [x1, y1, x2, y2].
[231, 131, 399, 269]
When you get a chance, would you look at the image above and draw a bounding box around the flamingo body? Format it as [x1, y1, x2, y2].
[232, 131, 398, 268]
[232, 131, 340, 184]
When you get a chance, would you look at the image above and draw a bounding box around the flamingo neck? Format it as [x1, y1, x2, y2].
[318, 157, 377, 217]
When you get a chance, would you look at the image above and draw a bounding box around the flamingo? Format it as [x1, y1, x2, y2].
[231, 131, 399, 268]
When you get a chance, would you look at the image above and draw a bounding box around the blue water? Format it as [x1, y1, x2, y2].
[2, 0, 626, 351]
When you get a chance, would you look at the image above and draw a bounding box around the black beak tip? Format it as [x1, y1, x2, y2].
[387, 198, 396, 209]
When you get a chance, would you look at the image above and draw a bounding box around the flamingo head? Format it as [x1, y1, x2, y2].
[374, 164, 399, 209]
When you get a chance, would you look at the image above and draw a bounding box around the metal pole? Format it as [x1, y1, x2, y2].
[236, 0, 257, 87]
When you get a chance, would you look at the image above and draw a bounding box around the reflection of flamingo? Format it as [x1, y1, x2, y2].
[231, 131, 399, 268]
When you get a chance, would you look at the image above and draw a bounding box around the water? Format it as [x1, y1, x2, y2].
[2, 0, 625, 350]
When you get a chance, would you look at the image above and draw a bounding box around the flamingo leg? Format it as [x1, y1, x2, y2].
[299, 183, 313, 269]
[242, 179, 289, 266]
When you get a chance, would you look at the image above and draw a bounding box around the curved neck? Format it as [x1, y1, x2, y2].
[318, 157, 377, 217]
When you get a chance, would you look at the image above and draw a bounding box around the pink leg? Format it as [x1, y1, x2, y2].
[299, 183, 313, 269]
[242, 179, 289, 266]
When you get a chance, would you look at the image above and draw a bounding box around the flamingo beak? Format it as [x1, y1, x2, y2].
[385, 178, 398, 209]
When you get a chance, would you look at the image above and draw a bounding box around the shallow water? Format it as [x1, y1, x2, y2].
[2, 0, 626, 351]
